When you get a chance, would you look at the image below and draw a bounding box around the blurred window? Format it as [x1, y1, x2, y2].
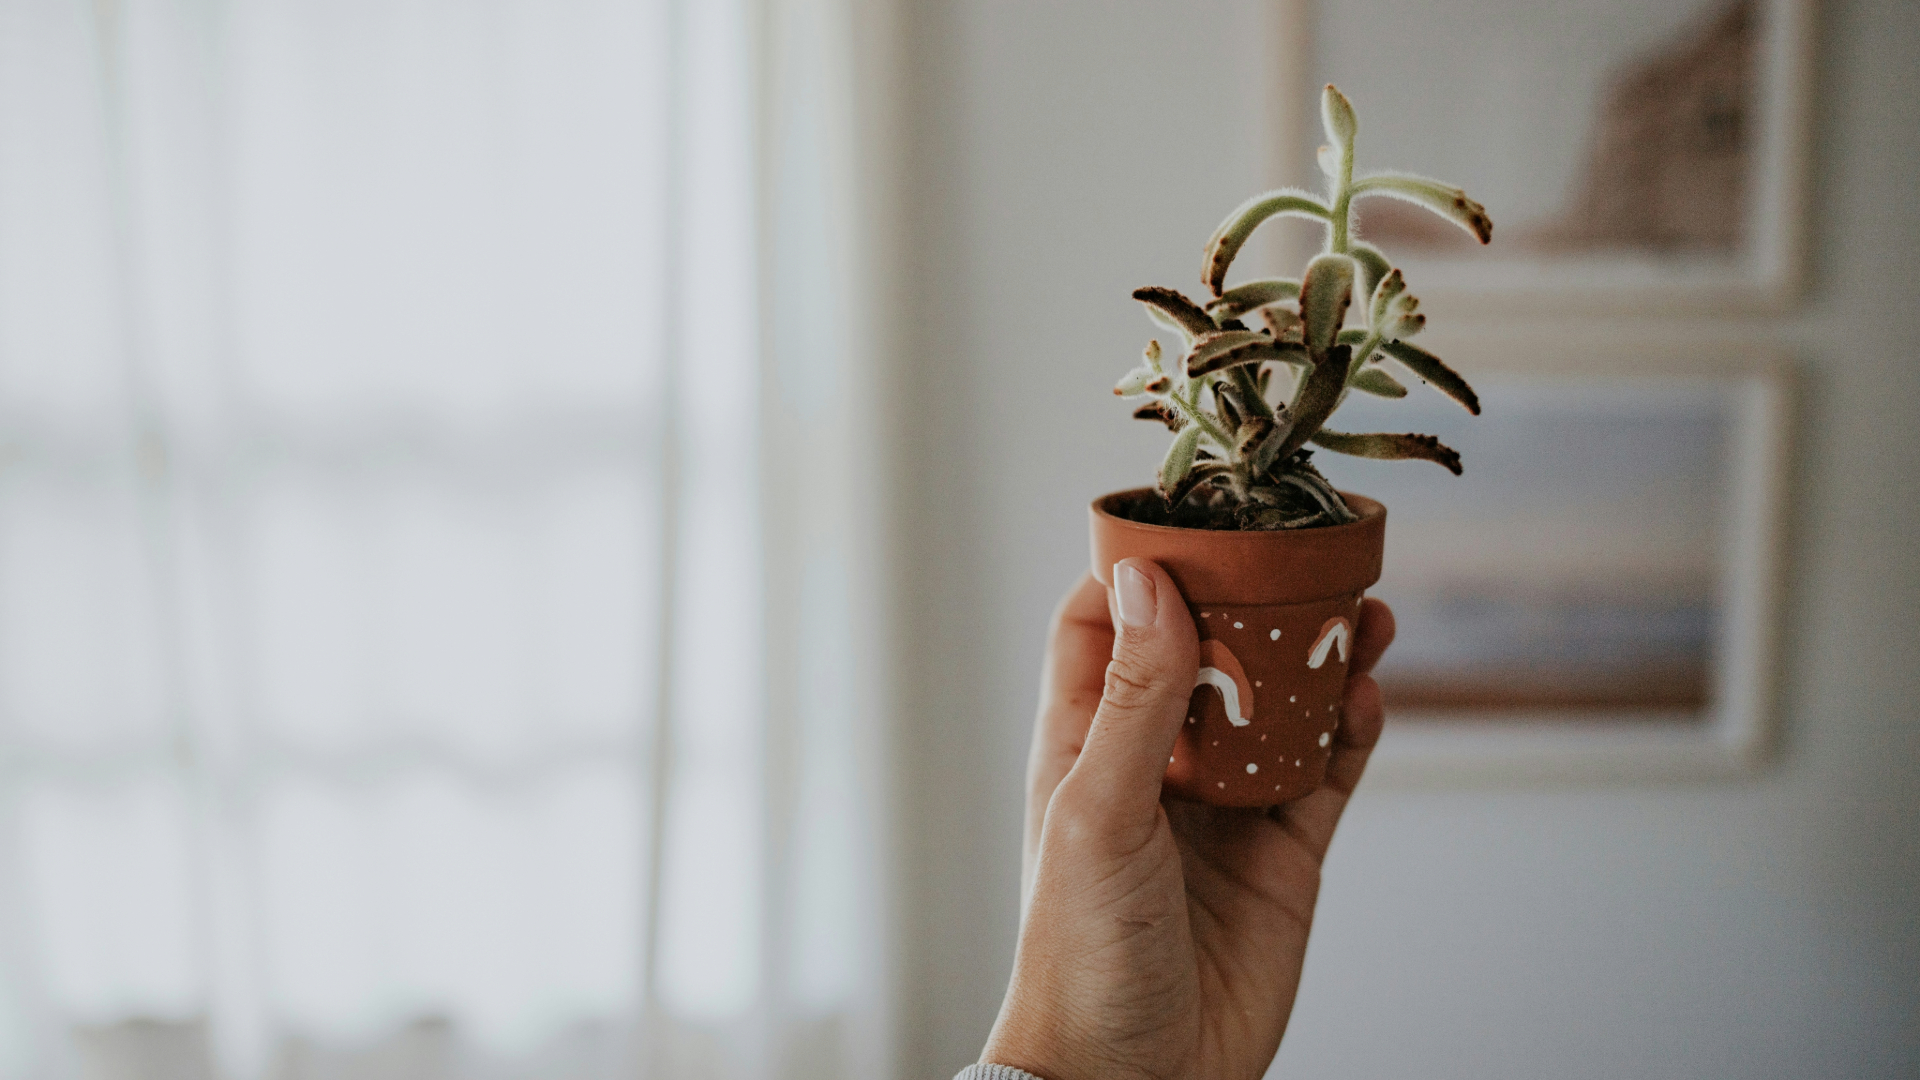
[0, 0, 870, 1076]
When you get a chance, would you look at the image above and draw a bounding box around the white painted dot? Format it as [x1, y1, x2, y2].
[1276, 785, 1282, 791]
[1289, 695, 1297, 703]
[1170, 756, 1177, 763]
[1187, 716, 1195, 724]
[1212, 740, 1219, 746]
[1246, 763, 1258, 774]
[1318, 732, 1331, 748]
[1233, 621, 1244, 629]
[1254, 680, 1262, 687]
[1295, 759, 1302, 766]
[1201, 612, 1211, 618]
[1270, 629, 1281, 640]
[1259, 734, 1267, 741]
[1217, 781, 1226, 789]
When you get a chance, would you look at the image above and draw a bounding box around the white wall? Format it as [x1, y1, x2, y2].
[890, 0, 1920, 1077]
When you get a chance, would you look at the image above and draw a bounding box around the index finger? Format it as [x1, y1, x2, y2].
[1029, 574, 1113, 808]
[1024, 575, 1112, 880]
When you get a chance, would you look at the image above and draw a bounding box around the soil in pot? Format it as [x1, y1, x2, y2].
[1089, 489, 1385, 807]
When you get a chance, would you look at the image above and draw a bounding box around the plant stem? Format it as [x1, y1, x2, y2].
[1165, 382, 1232, 451]
[1346, 331, 1382, 380]
[1329, 142, 1355, 253]
[1229, 365, 1273, 419]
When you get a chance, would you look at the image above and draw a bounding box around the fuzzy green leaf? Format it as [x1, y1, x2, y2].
[1201, 190, 1332, 296]
[1378, 339, 1482, 415]
[1226, 363, 1273, 420]
[1214, 386, 1242, 433]
[1350, 366, 1408, 399]
[1157, 423, 1204, 504]
[1186, 330, 1302, 378]
[1113, 365, 1155, 397]
[1316, 144, 1341, 179]
[1247, 415, 1296, 475]
[1144, 305, 1191, 344]
[1351, 172, 1493, 244]
[1191, 341, 1308, 378]
[1163, 461, 1229, 510]
[1186, 329, 1267, 367]
[1204, 278, 1301, 322]
[1387, 311, 1426, 339]
[1321, 84, 1357, 154]
[1213, 371, 1262, 427]
[1233, 414, 1278, 462]
[1368, 268, 1406, 330]
[1348, 242, 1391, 306]
[1259, 306, 1306, 347]
[1274, 342, 1351, 463]
[1133, 286, 1217, 340]
[1311, 429, 1462, 475]
[1299, 254, 1356, 357]
[1336, 327, 1371, 347]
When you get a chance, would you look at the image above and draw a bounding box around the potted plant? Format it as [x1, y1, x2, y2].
[1093, 84, 1490, 807]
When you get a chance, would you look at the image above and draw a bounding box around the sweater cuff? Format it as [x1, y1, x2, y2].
[953, 1065, 1049, 1080]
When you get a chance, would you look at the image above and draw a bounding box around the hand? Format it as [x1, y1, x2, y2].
[981, 558, 1394, 1080]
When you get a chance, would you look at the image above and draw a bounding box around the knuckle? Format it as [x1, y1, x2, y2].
[1042, 777, 1113, 849]
[1101, 658, 1175, 712]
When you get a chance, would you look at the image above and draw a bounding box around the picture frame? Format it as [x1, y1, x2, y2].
[1326, 337, 1793, 785]
[1264, 0, 1814, 315]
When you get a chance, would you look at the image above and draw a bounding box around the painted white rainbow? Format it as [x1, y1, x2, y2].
[1307, 617, 1352, 670]
[1192, 639, 1255, 726]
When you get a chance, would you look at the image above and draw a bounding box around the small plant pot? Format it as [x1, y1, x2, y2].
[1090, 488, 1385, 807]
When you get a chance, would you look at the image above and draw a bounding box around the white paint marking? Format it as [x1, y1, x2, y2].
[1246, 763, 1258, 774]
[1308, 620, 1352, 669]
[1233, 621, 1244, 629]
[1194, 666, 1250, 726]
[1270, 628, 1281, 640]
[1318, 732, 1331, 748]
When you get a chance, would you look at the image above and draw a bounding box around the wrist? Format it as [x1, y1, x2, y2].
[981, 996, 1088, 1080]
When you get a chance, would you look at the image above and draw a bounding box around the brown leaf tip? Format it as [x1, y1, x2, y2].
[1408, 433, 1464, 475]
[1132, 402, 1184, 432]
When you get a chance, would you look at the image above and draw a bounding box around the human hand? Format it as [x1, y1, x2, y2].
[981, 559, 1394, 1080]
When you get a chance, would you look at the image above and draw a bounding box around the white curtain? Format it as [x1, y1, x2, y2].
[0, 0, 889, 1077]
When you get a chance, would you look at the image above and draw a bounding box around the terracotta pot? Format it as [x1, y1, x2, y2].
[1089, 488, 1385, 807]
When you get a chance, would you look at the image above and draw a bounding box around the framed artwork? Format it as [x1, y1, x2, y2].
[1321, 340, 1792, 783]
[1266, 0, 1813, 314]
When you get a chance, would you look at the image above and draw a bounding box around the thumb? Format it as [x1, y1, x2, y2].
[1059, 558, 1198, 828]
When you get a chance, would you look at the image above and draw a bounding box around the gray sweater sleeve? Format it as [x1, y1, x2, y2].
[952, 1065, 1049, 1080]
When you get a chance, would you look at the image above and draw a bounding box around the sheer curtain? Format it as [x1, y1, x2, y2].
[0, 0, 889, 1077]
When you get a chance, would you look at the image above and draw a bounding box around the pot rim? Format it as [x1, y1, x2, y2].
[1090, 486, 1385, 539]
[1089, 487, 1386, 604]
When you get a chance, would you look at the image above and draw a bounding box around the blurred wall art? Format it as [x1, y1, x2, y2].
[1328, 342, 1790, 784]
[1273, 0, 1812, 313]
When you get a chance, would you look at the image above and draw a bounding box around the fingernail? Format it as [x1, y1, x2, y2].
[1114, 563, 1155, 628]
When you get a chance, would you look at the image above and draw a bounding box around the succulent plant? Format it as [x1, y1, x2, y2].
[1114, 84, 1489, 530]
